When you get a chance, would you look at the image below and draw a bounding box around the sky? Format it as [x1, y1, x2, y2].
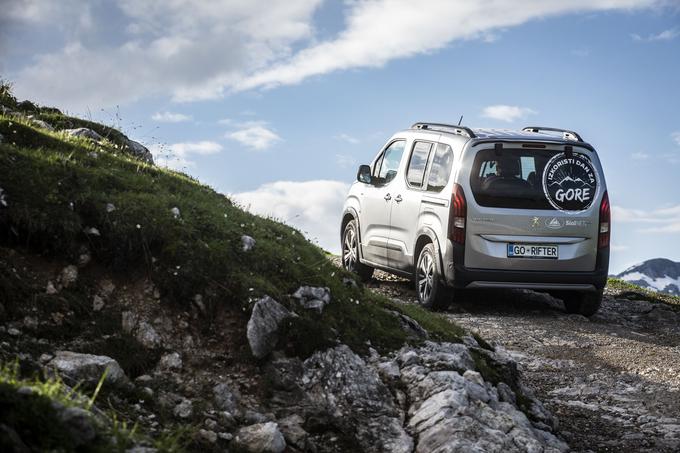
[1, 0, 679, 273]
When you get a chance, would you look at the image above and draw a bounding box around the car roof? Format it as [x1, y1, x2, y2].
[400, 123, 596, 151]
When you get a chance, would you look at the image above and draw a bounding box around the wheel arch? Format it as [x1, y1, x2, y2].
[341, 207, 363, 260]
[413, 227, 446, 281]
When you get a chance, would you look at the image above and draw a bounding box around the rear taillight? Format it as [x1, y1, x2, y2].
[450, 184, 467, 245]
[598, 191, 610, 249]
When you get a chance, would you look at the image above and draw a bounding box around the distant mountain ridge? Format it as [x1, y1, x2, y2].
[617, 258, 680, 296]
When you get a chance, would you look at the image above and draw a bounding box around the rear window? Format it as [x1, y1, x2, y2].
[470, 148, 570, 209]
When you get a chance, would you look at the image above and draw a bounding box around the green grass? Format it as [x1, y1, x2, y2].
[0, 100, 467, 358]
[606, 278, 680, 309]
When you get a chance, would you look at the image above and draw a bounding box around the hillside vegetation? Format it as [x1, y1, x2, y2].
[0, 82, 463, 355]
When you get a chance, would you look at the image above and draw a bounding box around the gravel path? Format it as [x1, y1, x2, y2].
[366, 271, 680, 453]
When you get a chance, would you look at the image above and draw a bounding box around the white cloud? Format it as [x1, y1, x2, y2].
[631, 28, 679, 42]
[231, 180, 349, 253]
[237, 0, 659, 91]
[150, 140, 222, 170]
[7, 0, 662, 109]
[226, 122, 281, 150]
[11, 0, 323, 109]
[152, 111, 192, 123]
[481, 105, 537, 123]
[630, 152, 650, 160]
[672, 132, 680, 146]
[612, 204, 680, 234]
[334, 133, 360, 145]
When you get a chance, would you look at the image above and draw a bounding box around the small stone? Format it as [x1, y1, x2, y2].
[84, 227, 101, 236]
[173, 398, 193, 419]
[106, 203, 116, 213]
[8, 328, 21, 337]
[92, 295, 105, 312]
[197, 429, 217, 444]
[63, 127, 103, 141]
[233, 422, 286, 453]
[23, 316, 38, 330]
[170, 207, 181, 219]
[59, 265, 78, 288]
[241, 235, 256, 251]
[136, 321, 162, 349]
[48, 351, 129, 388]
[213, 383, 240, 413]
[0, 187, 7, 207]
[158, 352, 182, 370]
[217, 432, 233, 441]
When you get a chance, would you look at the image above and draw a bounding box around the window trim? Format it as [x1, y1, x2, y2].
[371, 139, 406, 186]
[404, 140, 435, 191]
[425, 142, 455, 193]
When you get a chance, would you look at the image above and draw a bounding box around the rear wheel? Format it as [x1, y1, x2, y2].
[416, 243, 452, 310]
[560, 290, 603, 317]
[342, 220, 374, 282]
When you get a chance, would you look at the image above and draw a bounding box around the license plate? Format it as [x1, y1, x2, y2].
[507, 243, 558, 259]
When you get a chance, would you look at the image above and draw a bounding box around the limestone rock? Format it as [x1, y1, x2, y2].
[233, 422, 286, 453]
[292, 286, 331, 314]
[125, 139, 154, 164]
[48, 351, 128, 388]
[64, 128, 103, 141]
[213, 382, 240, 413]
[302, 345, 413, 453]
[246, 296, 291, 359]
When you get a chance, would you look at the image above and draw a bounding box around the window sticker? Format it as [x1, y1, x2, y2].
[542, 153, 599, 212]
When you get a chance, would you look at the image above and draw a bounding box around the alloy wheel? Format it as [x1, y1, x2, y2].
[417, 251, 434, 303]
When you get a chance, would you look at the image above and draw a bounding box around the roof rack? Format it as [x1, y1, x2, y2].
[522, 126, 583, 142]
[411, 122, 476, 139]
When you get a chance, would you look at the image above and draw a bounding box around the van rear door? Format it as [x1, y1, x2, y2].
[462, 144, 605, 272]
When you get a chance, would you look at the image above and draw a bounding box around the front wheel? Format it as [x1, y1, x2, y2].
[342, 220, 374, 281]
[560, 290, 603, 317]
[416, 243, 452, 310]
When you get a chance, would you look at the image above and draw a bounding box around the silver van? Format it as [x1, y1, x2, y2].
[340, 123, 610, 316]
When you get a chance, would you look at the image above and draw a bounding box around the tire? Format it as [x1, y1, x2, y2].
[341, 220, 374, 282]
[560, 290, 603, 317]
[415, 243, 452, 310]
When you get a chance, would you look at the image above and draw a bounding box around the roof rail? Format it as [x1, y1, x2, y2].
[522, 126, 583, 142]
[411, 122, 476, 139]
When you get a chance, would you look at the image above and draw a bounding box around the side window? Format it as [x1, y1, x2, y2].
[375, 140, 405, 184]
[406, 141, 433, 188]
[427, 143, 454, 192]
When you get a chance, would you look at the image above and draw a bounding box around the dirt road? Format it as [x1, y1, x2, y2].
[367, 271, 680, 453]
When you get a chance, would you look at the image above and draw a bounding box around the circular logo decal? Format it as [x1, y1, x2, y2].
[542, 153, 599, 212]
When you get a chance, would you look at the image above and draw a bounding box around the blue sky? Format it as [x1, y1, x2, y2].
[1, 0, 679, 273]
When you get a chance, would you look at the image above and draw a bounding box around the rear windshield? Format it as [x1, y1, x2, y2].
[470, 148, 579, 210]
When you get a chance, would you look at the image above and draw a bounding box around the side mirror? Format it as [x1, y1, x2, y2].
[357, 165, 372, 184]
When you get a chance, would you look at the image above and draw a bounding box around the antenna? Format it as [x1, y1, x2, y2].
[457, 115, 463, 126]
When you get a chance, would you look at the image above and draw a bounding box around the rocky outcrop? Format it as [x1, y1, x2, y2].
[397, 342, 568, 453]
[247, 296, 291, 359]
[302, 345, 414, 453]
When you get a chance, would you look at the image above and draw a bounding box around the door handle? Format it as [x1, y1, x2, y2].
[384, 193, 392, 201]
[394, 195, 403, 203]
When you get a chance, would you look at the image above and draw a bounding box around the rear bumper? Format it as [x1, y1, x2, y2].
[443, 241, 609, 292]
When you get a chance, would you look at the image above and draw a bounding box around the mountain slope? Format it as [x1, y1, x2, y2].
[617, 258, 680, 296]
